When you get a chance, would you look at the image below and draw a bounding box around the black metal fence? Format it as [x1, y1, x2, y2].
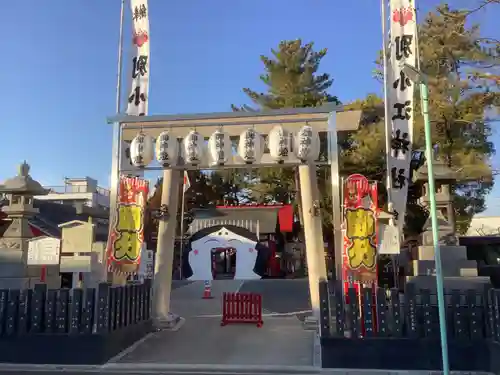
[0, 280, 153, 364]
[319, 280, 500, 371]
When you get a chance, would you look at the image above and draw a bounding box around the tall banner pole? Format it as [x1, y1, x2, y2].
[108, 0, 126, 283]
[381, 0, 394, 225]
[115, 0, 126, 114]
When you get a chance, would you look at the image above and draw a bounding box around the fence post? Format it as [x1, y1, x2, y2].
[362, 287, 374, 337]
[466, 289, 481, 340]
[144, 279, 152, 319]
[390, 288, 403, 337]
[69, 288, 83, 335]
[45, 290, 57, 333]
[376, 288, 388, 337]
[406, 283, 418, 338]
[6, 289, 20, 336]
[318, 279, 330, 338]
[421, 288, 433, 338]
[347, 287, 360, 338]
[451, 289, 466, 340]
[494, 290, 500, 342]
[484, 286, 495, 339]
[0, 289, 9, 336]
[17, 289, 28, 335]
[82, 288, 95, 334]
[56, 289, 70, 334]
[30, 284, 46, 334]
[96, 283, 110, 334]
[131, 284, 138, 324]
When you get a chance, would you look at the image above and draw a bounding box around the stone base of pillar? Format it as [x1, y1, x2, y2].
[303, 315, 319, 331]
[406, 275, 491, 292]
[153, 312, 184, 331]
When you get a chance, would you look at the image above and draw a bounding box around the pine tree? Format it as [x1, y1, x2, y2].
[233, 39, 339, 110]
[233, 40, 340, 235]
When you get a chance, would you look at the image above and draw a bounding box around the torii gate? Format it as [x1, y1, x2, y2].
[106, 105, 363, 327]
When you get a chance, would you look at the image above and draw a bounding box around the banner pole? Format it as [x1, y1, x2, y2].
[108, 0, 126, 281]
[381, 0, 394, 223]
[116, 0, 126, 114]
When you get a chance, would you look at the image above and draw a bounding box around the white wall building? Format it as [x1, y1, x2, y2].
[466, 216, 500, 237]
[35, 177, 110, 211]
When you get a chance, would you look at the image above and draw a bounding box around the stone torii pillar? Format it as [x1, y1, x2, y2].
[299, 164, 328, 323]
[152, 169, 181, 328]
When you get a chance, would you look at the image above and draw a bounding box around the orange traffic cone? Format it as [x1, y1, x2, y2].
[203, 280, 213, 299]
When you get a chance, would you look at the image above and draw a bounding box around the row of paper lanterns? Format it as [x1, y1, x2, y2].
[129, 125, 320, 168]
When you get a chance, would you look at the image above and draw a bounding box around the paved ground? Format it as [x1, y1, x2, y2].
[239, 279, 311, 315]
[111, 279, 315, 366]
[116, 316, 314, 366]
[170, 279, 311, 318]
[0, 369, 494, 375]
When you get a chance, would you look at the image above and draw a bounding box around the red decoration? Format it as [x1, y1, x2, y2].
[215, 204, 294, 233]
[133, 30, 149, 47]
[221, 292, 263, 327]
[193, 249, 199, 255]
[392, 7, 414, 26]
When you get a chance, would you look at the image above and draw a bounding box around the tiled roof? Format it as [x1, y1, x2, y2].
[0, 200, 109, 240]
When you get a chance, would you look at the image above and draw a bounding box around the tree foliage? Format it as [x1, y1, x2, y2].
[144, 170, 255, 245]
[232, 39, 340, 232]
[239, 5, 500, 236]
[233, 40, 340, 110]
[354, 4, 500, 234]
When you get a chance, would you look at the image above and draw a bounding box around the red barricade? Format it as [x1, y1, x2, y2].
[221, 292, 263, 327]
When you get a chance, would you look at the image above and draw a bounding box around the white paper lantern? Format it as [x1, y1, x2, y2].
[183, 130, 204, 166]
[268, 126, 290, 163]
[208, 129, 231, 166]
[130, 132, 154, 168]
[238, 128, 263, 164]
[155, 131, 178, 167]
[294, 125, 320, 163]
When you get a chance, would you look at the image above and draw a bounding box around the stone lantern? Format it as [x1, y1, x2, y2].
[0, 162, 59, 289]
[408, 153, 490, 290]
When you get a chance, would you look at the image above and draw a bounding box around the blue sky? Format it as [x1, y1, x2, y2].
[2, 0, 499, 214]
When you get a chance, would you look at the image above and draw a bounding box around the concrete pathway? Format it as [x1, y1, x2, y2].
[170, 280, 244, 318]
[109, 280, 314, 366]
[113, 316, 314, 366]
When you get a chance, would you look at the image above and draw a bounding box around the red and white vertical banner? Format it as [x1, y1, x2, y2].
[385, 0, 417, 234]
[121, 0, 151, 177]
[126, 0, 150, 116]
[107, 176, 149, 274]
[342, 174, 379, 295]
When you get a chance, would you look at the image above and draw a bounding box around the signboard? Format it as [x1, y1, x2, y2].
[27, 237, 61, 266]
[60, 255, 92, 273]
[378, 224, 401, 254]
[137, 246, 154, 280]
[59, 220, 94, 254]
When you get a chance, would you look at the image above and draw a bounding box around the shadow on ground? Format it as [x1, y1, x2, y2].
[239, 279, 311, 315]
[116, 317, 314, 366]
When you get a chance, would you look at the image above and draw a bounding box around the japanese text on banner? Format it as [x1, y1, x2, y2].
[107, 176, 149, 274]
[387, 0, 417, 233]
[126, 0, 150, 117]
[342, 174, 379, 286]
